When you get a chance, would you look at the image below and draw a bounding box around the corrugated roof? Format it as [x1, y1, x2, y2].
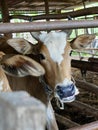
[0, 0, 97, 12]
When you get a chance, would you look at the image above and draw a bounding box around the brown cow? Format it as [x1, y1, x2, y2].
[0, 32, 95, 130]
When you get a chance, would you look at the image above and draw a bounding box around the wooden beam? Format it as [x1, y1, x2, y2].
[71, 59, 98, 73]
[10, 7, 98, 20]
[67, 120, 98, 130]
[0, 0, 12, 38]
[88, 57, 98, 63]
[75, 79, 98, 95]
[55, 113, 80, 128]
[67, 100, 98, 119]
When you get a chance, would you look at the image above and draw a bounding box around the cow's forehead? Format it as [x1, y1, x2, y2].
[40, 31, 67, 64]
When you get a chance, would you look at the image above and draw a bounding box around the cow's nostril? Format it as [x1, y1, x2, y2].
[56, 84, 75, 100]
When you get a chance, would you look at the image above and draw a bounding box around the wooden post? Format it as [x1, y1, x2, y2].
[44, 0, 49, 21]
[44, 0, 50, 33]
[0, 0, 12, 38]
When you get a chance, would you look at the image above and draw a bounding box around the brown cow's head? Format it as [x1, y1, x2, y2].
[1, 31, 95, 107]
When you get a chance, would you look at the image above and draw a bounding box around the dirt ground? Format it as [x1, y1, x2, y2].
[71, 67, 98, 109]
[72, 67, 98, 85]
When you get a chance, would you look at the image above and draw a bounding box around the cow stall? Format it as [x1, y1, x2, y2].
[0, 0, 98, 130]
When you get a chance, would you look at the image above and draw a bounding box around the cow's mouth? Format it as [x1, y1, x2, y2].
[55, 83, 79, 109]
[61, 95, 75, 102]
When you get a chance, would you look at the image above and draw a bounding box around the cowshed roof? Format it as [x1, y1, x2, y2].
[0, 0, 98, 12]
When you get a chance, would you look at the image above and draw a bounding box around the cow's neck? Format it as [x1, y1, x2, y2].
[39, 76, 53, 101]
[7, 75, 48, 105]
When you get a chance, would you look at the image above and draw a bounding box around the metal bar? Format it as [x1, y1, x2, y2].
[0, 19, 98, 33]
[67, 120, 98, 130]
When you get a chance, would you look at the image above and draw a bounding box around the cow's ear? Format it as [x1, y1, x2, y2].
[7, 38, 33, 54]
[0, 67, 11, 91]
[1, 55, 45, 77]
[71, 34, 95, 49]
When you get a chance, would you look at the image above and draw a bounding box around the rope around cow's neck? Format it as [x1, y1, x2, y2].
[39, 76, 76, 110]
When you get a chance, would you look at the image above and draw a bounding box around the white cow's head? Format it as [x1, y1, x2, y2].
[1, 31, 95, 106]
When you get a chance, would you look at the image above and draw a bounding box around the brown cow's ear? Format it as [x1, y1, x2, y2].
[7, 38, 33, 54]
[30, 32, 42, 42]
[71, 34, 95, 49]
[1, 55, 45, 77]
[0, 51, 5, 60]
[0, 67, 11, 91]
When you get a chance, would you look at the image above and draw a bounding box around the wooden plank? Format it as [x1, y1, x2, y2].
[67, 120, 98, 130]
[88, 57, 98, 63]
[71, 59, 98, 72]
[67, 100, 98, 119]
[55, 113, 80, 128]
[75, 79, 98, 95]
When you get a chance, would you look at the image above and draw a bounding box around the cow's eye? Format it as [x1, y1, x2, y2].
[39, 53, 45, 60]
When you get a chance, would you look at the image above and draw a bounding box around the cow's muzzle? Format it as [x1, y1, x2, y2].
[55, 82, 79, 109]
